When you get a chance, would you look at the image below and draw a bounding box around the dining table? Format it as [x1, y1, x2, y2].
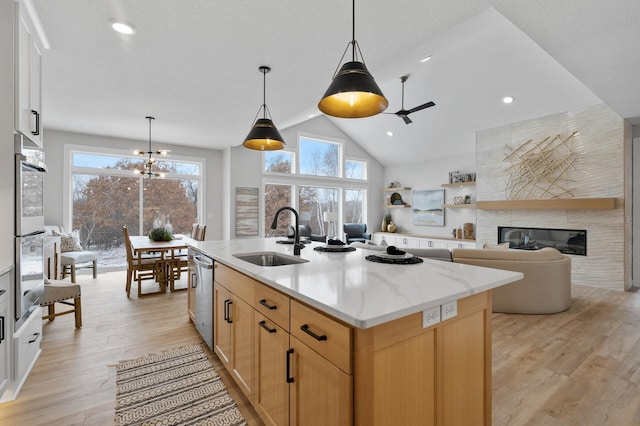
[128, 235, 190, 292]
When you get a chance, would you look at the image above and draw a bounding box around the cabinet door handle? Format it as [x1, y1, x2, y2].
[226, 300, 233, 323]
[31, 110, 40, 136]
[259, 299, 277, 310]
[0, 316, 4, 343]
[286, 348, 294, 383]
[258, 320, 276, 333]
[224, 299, 232, 323]
[300, 324, 327, 341]
[29, 332, 40, 344]
[191, 273, 197, 288]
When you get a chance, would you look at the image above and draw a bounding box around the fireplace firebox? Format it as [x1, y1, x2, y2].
[498, 226, 586, 256]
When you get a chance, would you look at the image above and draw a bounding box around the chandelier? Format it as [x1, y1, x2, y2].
[134, 116, 169, 178]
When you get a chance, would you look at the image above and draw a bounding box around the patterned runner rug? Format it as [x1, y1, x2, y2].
[114, 344, 247, 426]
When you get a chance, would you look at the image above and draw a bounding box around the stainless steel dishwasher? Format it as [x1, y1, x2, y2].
[191, 248, 214, 350]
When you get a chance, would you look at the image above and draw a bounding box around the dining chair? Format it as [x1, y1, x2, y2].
[123, 225, 162, 298]
[169, 223, 206, 290]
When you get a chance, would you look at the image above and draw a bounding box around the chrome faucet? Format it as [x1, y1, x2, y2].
[271, 206, 305, 256]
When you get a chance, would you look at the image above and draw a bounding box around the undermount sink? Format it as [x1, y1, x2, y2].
[233, 251, 309, 267]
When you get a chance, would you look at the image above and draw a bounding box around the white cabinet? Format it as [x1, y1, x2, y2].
[15, 0, 46, 148]
[12, 307, 41, 398]
[0, 269, 9, 398]
[373, 233, 476, 250]
[447, 241, 477, 250]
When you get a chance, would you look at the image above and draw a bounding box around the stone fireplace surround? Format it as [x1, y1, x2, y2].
[475, 104, 632, 291]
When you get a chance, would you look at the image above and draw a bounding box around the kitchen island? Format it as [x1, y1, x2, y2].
[188, 238, 522, 426]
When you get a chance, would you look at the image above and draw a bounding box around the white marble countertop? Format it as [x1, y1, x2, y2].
[189, 238, 522, 329]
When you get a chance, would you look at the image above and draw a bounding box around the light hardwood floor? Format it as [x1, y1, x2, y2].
[1, 270, 639, 425]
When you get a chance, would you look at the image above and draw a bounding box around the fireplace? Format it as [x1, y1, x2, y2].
[498, 226, 587, 256]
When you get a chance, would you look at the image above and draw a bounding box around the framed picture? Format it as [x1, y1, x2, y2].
[235, 187, 259, 236]
[412, 189, 445, 226]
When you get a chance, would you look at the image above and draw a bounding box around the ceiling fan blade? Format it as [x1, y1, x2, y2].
[407, 101, 435, 114]
[402, 115, 412, 124]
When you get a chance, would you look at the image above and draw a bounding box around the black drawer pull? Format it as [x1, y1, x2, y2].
[259, 299, 277, 310]
[31, 110, 40, 136]
[0, 316, 4, 343]
[259, 320, 276, 333]
[29, 332, 41, 344]
[224, 299, 233, 323]
[300, 324, 327, 341]
[286, 348, 294, 383]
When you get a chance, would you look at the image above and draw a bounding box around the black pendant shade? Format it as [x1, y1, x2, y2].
[243, 66, 286, 151]
[318, 61, 388, 118]
[318, 0, 388, 118]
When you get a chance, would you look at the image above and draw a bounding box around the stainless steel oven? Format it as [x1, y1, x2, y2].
[14, 134, 46, 330]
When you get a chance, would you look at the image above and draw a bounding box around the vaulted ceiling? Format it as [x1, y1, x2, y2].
[33, 0, 640, 166]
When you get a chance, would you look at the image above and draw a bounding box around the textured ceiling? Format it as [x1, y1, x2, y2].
[32, 0, 640, 166]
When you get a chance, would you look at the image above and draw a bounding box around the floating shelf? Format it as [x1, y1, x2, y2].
[383, 187, 412, 192]
[441, 182, 476, 188]
[384, 204, 412, 209]
[476, 198, 617, 210]
[442, 204, 476, 209]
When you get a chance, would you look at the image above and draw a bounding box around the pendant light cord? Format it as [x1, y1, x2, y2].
[351, 0, 355, 61]
[262, 68, 267, 119]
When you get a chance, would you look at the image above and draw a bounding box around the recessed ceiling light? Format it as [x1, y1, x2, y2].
[419, 56, 432, 63]
[502, 96, 514, 104]
[110, 19, 136, 35]
[386, 131, 394, 136]
[307, 113, 315, 118]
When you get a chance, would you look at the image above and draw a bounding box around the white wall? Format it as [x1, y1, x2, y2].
[383, 152, 476, 238]
[42, 129, 224, 240]
[227, 116, 385, 238]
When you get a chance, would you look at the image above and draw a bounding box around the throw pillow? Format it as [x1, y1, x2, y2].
[53, 229, 83, 252]
[483, 242, 510, 250]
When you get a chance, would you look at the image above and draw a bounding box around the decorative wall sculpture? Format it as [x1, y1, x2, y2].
[503, 131, 578, 200]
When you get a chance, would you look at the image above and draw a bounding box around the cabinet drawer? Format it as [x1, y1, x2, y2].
[291, 300, 352, 374]
[14, 310, 42, 381]
[254, 283, 290, 332]
[215, 262, 254, 304]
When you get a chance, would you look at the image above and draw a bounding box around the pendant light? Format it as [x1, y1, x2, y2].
[243, 66, 286, 151]
[318, 0, 388, 118]
[134, 116, 169, 178]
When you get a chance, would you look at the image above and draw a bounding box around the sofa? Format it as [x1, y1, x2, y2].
[451, 247, 571, 314]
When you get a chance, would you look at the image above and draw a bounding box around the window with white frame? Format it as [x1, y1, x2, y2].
[69, 149, 203, 268]
[262, 134, 368, 239]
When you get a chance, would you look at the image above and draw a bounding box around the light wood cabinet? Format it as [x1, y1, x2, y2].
[15, 0, 45, 148]
[213, 281, 255, 399]
[289, 336, 352, 426]
[255, 313, 289, 426]
[210, 264, 492, 425]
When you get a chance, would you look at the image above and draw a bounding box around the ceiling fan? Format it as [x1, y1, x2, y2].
[385, 75, 435, 124]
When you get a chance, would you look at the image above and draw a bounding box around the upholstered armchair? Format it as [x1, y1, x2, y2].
[343, 223, 371, 244]
[44, 226, 97, 283]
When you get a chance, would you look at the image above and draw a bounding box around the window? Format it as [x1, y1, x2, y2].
[299, 186, 339, 235]
[264, 183, 292, 237]
[70, 149, 203, 269]
[299, 137, 340, 177]
[264, 151, 293, 174]
[344, 189, 365, 224]
[345, 159, 367, 180]
[262, 134, 368, 238]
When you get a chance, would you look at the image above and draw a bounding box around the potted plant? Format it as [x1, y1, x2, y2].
[149, 227, 173, 241]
